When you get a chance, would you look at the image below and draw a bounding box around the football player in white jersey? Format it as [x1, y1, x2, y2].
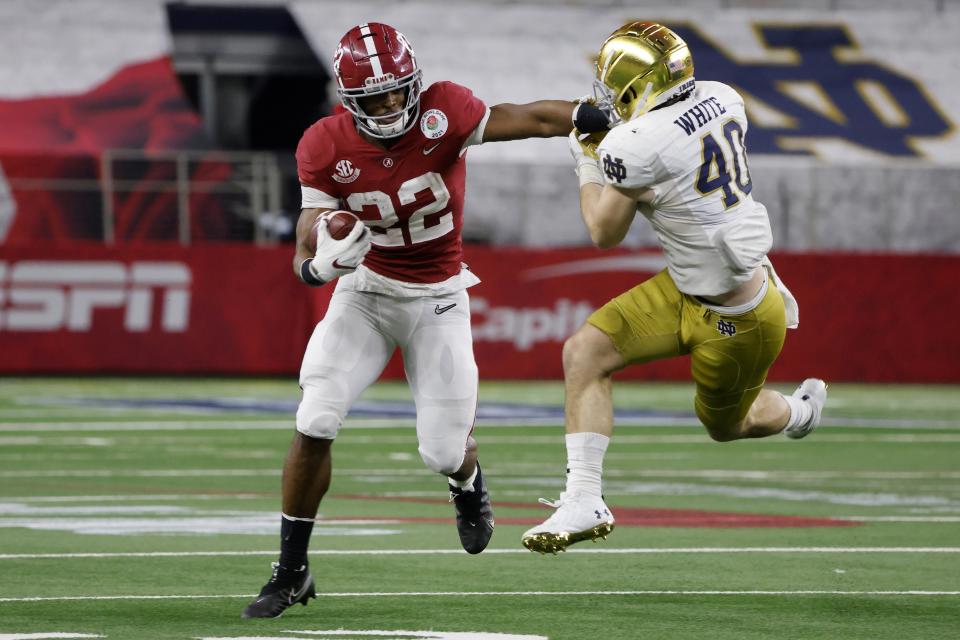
[522, 22, 827, 554]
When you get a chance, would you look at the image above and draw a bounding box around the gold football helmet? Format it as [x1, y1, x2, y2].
[593, 21, 695, 123]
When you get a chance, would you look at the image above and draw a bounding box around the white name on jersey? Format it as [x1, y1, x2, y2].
[672, 96, 727, 136]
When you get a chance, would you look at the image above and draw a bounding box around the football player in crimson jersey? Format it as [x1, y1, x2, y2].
[242, 22, 611, 619]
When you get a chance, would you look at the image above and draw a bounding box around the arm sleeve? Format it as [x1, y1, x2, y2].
[301, 184, 340, 210]
[461, 107, 491, 152]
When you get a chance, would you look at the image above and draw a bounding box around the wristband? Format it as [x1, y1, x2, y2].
[576, 161, 605, 188]
[299, 258, 326, 287]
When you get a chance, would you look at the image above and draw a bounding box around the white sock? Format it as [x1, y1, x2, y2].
[448, 465, 478, 491]
[782, 393, 812, 429]
[564, 432, 610, 497]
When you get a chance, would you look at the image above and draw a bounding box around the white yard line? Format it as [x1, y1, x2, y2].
[0, 469, 282, 478]
[0, 494, 265, 503]
[1, 590, 958, 603]
[0, 421, 294, 432]
[598, 469, 960, 480]
[2, 467, 959, 481]
[1, 506, 957, 523]
[0, 634, 105, 639]
[839, 516, 960, 522]
[2, 420, 959, 433]
[2, 547, 959, 560]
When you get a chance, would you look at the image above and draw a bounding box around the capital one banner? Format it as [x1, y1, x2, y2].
[460, 247, 960, 383]
[2, 244, 959, 381]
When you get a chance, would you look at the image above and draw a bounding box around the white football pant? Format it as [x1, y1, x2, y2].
[296, 288, 478, 476]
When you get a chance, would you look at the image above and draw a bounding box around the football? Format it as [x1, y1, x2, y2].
[325, 210, 360, 240]
[316, 210, 360, 242]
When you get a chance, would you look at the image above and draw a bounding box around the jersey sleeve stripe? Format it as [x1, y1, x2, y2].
[461, 106, 491, 154]
[301, 184, 340, 210]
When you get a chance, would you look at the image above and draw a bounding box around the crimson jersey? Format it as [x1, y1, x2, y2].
[296, 81, 487, 284]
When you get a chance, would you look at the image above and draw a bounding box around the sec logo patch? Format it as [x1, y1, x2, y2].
[420, 109, 449, 139]
[332, 159, 360, 184]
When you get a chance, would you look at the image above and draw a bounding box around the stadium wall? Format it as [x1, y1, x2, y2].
[1, 1, 958, 382]
[2, 244, 958, 383]
[288, 2, 960, 250]
[1, 1, 959, 250]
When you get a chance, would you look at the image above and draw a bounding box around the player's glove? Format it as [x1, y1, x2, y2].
[308, 216, 371, 283]
[572, 97, 616, 134]
[569, 130, 605, 188]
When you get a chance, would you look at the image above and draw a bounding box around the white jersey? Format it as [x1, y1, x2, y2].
[597, 80, 795, 321]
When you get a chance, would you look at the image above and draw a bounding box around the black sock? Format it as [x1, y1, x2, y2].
[278, 515, 314, 571]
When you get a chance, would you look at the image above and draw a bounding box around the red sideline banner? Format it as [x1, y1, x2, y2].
[0, 244, 312, 374]
[2, 244, 959, 382]
[456, 247, 960, 383]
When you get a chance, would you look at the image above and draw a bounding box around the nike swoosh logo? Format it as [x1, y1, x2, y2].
[434, 303, 456, 315]
[288, 576, 312, 604]
[423, 141, 442, 155]
[332, 259, 353, 269]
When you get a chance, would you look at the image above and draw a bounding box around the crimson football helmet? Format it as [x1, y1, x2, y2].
[334, 23, 423, 139]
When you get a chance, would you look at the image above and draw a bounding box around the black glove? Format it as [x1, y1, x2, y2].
[572, 101, 614, 134]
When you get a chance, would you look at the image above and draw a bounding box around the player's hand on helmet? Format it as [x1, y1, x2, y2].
[569, 130, 604, 187]
[309, 216, 372, 282]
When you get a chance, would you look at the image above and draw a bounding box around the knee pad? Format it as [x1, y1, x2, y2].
[296, 396, 345, 439]
[418, 438, 466, 476]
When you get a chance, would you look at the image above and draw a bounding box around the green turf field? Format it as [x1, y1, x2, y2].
[0, 378, 958, 639]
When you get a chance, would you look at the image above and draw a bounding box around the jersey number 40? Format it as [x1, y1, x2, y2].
[695, 120, 753, 209]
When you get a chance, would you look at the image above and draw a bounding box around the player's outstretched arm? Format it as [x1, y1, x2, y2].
[482, 100, 609, 143]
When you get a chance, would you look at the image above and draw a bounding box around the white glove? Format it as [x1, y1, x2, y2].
[569, 131, 604, 188]
[308, 216, 371, 282]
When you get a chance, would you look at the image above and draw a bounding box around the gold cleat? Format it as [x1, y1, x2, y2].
[521, 522, 615, 555]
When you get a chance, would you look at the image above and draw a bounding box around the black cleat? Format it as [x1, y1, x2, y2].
[449, 462, 495, 554]
[241, 562, 316, 619]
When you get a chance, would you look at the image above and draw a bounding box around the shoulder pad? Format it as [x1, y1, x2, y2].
[296, 117, 339, 173]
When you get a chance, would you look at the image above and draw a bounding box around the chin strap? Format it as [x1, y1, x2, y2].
[364, 114, 408, 138]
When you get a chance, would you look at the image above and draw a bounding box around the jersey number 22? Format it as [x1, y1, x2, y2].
[345, 172, 453, 247]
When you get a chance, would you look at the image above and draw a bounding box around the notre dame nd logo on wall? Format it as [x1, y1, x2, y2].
[664, 23, 952, 157]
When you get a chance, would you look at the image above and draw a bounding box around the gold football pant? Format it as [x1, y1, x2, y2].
[588, 269, 786, 431]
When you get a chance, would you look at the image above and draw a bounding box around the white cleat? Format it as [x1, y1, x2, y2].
[784, 378, 828, 440]
[521, 491, 615, 554]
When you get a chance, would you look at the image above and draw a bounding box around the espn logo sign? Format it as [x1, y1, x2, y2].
[0, 261, 190, 332]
